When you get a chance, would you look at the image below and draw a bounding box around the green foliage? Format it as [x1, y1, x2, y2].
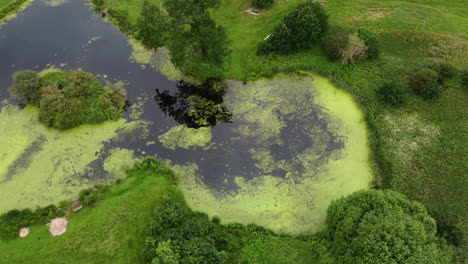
[430, 62, 458, 82]
[0, 0, 28, 21]
[0, 204, 64, 241]
[358, 27, 380, 60]
[37, 69, 127, 130]
[377, 81, 407, 106]
[133, 0, 230, 78]
[410, 68, 442, 99]
[90, 0, 104, 12]
[321, 190, 453, 264]
[252, 0, 273, 9]
[134, 1, 170, 49]
[144, 202, 230, 264]
[322, 28, 348, 61]
[167, 12, 231, 78]
[257, 2, 328, 55]
[8, 70, 40, 105]
[108, 8, 133, 33]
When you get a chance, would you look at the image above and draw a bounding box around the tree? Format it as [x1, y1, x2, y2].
[167, 13, 231, 78]
[321, 190, 453, 264]
[134, 1, 170, 49]
[257, 2, 328, 55]
[377, 81, 407, 106]
[410, 68, 442, 99]
[8, 70, 40, 105]
[339, 33, 367, 64]
[134, 0, 229, 78]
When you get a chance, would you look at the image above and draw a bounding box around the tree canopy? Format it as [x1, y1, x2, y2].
[257, 2, 328, 55]
[134, 0, 230, 78]
[319, 190, 453, 264]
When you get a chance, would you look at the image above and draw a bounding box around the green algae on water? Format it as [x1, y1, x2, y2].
[0, 104, 150, 213]
[103, 148, 140, 179]
[42, 0, 70, 7]
[176, 73, 372, 234]
[159, 125, 213, 150]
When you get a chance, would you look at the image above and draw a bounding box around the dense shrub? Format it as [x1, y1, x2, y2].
[430, 62, 457, 82]
[377, 81, 407, 106]
[252, 0, 273, 9]
[322, 28, 348, 61]
[410, 68, 442, 99]
[37, 69, 127, 130]
[358, 27, 380, 60]
[0, 204, 64, 241]
[8, 70, 40, 105]
[339, 33, 367, 64]
[257, 2, 328, 55]
[144, 202, 231, 264]
[321, 190, 453, 264]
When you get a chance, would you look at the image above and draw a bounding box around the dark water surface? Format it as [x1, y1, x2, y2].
[0, 0, 269, 190]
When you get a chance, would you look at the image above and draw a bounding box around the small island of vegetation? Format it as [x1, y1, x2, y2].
[9, 69, 127, 130]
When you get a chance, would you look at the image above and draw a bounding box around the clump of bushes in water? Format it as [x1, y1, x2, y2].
[0, 0, 28, 21]
[9, 69, 127, 130]
[252, 0, 273, 9]
[0, 204, 66, 240]
[257, 2, 328, 55]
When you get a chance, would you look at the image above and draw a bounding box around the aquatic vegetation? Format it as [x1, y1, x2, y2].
[103, 148, 139, 178]
[0, 104, 150, 213]
[176, 73, 372, 234]
[42, 0, 70, 7]
[159, 125, 212, 150]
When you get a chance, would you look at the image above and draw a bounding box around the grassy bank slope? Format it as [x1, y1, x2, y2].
[0, 159, 317, 264]
[0, 0, 32, 22]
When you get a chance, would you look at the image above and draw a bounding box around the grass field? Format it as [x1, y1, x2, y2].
[0, 160, 318, 263]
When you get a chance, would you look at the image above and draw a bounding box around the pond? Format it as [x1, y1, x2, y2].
[0, 0, 372, 234]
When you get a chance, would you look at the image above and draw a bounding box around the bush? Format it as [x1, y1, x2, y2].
[257, 2, 328, 55]
[37, 69, 127, 130]
[8, 70, 40, 105]
[144, 202, 231, 264]
[322, 28, 348, 61]
[321, 190, 453, 264]
[358, 27, 380, 60]
[339, 33, 367, 64]
[410, 68, 442, 99]
[252, 0, 273, 9]
[430, 63, 457, 82]
[377, 81, 407, 106]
